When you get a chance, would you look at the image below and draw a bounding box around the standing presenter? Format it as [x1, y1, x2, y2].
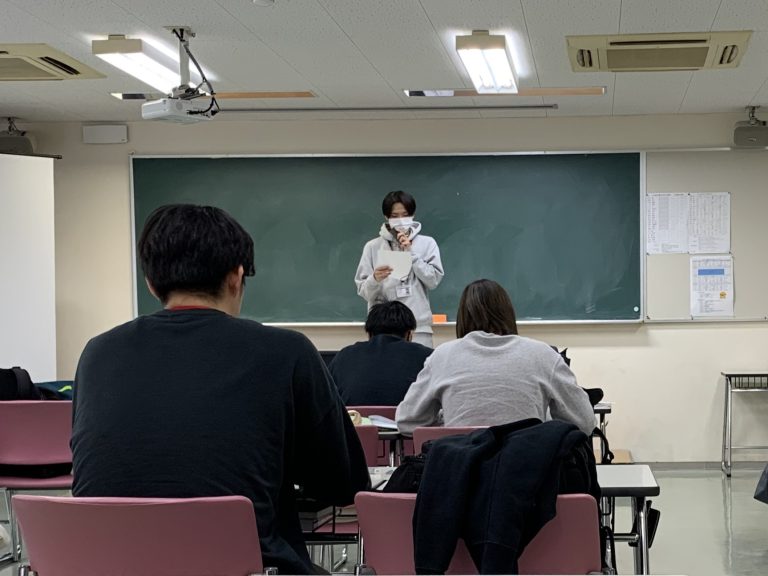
[355, 190, 444, 348]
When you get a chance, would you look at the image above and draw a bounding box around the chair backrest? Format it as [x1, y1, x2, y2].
[411, 426, 484, 454]
[355, 492, 476, 575]
[355, 424, 381, 466]
[0, 401, 72, 465]
[348, 405, 396, 419]
[13, 494, 263, 576]
[517, 494, 602, 574]
[355, 492, 601, 575]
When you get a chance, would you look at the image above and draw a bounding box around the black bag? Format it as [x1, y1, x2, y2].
[382, 454, 426, 493]
[0, 367, 41, 400]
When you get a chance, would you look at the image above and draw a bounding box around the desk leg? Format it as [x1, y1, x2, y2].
[600, 496, 616, 574]
[631, 497, 650, 575]
[388, 439, 396, 467]
[721, 378, 732, 476]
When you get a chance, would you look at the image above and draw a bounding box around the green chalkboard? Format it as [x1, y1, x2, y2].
[132, 154, 640, 322]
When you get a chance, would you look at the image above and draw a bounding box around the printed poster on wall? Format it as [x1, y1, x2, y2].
[647, 193, 689, 253]
[688, 192, 730, 254]
[690, 255, 734, 318]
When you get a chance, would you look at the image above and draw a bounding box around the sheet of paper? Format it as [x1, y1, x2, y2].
[376, 250, 412, 281]
[690, 255, 734, 317]
[688, 192, 730, 254]
[646, 193, 689, 254]
[368, 415, 398, 430]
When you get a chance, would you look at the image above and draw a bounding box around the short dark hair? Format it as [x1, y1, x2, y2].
[456, 279, 518, 338]
[138, 204, 255, 304]
[382, 190, 416, 217]
[365, 301, 417, 338]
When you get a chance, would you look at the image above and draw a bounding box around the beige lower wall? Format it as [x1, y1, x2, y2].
[28, 113, 768, 462]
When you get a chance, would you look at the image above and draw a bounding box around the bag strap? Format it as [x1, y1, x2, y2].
[592, 427, 614, 465]
[11, 367, 41, 400]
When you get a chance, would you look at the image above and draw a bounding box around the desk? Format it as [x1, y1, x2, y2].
[597, 464, 660, 576]
[376, 429, 402, 466]
[594, 402, 612, 435]
[721, 371, 768, 476]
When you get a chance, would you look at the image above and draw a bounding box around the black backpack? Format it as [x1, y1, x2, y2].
[0, 367, 41, 400]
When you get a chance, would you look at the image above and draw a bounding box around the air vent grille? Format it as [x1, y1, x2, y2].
[567, 31, 751, 72]
[719, 45, 739, 65]
[39, 56, 80, 76]
[0, 44, 103, 80]
[576, 49, 595, 69]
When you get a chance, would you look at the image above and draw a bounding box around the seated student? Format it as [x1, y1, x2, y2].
[396, 279, 594, 435]
[330, 301, 432, 406]
[71, 204, 369, 575]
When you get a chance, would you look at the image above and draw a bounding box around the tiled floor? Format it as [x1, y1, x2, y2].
[2, 466, 767, 575]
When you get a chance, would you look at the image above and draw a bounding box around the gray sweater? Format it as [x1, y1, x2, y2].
[395, 331, 595, 435]
[354, 222, 443, 335]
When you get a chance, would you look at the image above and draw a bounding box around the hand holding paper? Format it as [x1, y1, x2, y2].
[376, 250, 412, 281]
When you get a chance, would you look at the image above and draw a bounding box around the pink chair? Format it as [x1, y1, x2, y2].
[304, 420, 380, 572]
[411, 426, 485, 454]
[355, 492, 602, 575]
[12, 495, 263, 576]
[349, 406, 397, 465]
[354, 425, 380, 467]
[0, 401, 73, 561]
[307, 425, 378, 571]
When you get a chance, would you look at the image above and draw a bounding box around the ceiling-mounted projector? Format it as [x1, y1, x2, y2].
[733, 106, 768, 148]
[141, 98, 212, 124]
[0, 118, 34, 154]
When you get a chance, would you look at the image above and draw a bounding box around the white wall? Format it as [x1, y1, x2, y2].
[0, 153, 57, 381]
[27, 112, 768, 462]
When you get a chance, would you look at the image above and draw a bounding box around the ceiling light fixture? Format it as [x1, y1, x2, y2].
[455, 30, 518, 94]
[92, 35, 180, 94]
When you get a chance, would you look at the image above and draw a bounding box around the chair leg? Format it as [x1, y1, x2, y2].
[331, 545, 348, 571]
[2, 489, 20, 562]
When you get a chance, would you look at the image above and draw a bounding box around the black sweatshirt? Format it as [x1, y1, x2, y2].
[71, 308, 370, 575]
[329, 334, 432, 406]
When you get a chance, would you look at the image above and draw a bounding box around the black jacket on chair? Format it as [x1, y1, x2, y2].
[412, 419, 599, 575]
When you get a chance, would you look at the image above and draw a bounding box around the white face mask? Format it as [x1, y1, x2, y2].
[388, 217, 413, 230]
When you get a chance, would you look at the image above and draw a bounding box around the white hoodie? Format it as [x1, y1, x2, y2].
[354, 221, 444, 334]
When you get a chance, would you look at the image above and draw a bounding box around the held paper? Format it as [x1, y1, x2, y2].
[376, 250, 412, 281]
[690, 255, 734, 317]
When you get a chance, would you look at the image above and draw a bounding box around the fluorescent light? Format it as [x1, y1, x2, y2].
[403, 90, 457, 97]
[456, 31, 518, 94]
[93, 35, 180, 94]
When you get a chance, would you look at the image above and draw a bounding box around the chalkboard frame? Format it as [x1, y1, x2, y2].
[130, 151, 646, 325]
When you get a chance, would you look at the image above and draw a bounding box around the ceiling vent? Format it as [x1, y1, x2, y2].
[567, 31, 751, 72]
[0, 44, 104, 80]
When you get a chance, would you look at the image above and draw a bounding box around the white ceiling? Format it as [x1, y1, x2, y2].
[1, 0, 767, 122]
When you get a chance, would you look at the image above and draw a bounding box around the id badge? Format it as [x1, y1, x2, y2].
[396, 283, 412, 299]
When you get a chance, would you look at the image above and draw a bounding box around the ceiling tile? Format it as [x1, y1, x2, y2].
[618, 0, 723, 33]
[315, 0, 464, 89]
[680, 31, 768, 112]
[613, 72, 693, 115]
[520, 0, 618, 101]
[712, 0, 768, 31]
